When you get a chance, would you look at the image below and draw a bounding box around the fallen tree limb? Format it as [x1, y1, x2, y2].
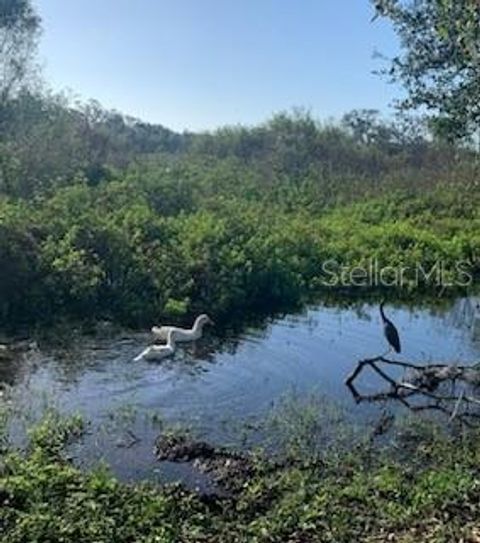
[345, 356, 480, 427]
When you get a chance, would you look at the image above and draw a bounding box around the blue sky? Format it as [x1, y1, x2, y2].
[35, 0, 400, 132]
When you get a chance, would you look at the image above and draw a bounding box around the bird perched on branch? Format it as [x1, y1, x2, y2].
[380, 300, 401, 354]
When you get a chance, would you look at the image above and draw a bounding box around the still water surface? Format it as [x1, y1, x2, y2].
[3, 297, 480, 483]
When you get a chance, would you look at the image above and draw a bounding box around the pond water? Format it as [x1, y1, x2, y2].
[2, 297, 480, 485]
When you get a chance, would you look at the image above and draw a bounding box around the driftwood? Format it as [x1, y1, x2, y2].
[345, 356, 480, 427]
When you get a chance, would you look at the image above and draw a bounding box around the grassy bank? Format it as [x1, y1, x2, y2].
[1, 158, 479, 329]
[2, 414, 480, 542]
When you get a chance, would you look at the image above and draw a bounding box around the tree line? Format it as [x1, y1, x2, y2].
[0, 0, 479, 328]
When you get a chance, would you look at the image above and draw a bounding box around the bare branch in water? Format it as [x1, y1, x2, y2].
[345, 356, 480, 427]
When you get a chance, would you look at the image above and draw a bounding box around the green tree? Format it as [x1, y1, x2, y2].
[373, 0, 480, 140]
[0, 0, 41, 106]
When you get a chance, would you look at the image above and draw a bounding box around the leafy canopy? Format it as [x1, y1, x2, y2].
[373, 0, 480, 140]
[0, 0, 41, 104]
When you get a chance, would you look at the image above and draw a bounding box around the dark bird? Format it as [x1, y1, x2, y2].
[380, 300, 401, 354]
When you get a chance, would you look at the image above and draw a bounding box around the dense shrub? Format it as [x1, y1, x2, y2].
[0, 161, 478, 328]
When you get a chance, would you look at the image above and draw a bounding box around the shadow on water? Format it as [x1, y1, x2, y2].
[2, 292, 480, 486]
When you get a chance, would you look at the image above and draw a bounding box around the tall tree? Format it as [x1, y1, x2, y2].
[0, 0, 41, 105]
[373, 0, 480, 140]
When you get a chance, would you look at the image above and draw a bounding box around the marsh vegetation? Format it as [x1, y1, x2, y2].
[2, 0, 480, 541]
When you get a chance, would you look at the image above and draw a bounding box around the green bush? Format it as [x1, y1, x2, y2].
[0, 155, 478, 328]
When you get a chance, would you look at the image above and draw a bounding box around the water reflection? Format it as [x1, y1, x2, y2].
[2, 296, 480, 482]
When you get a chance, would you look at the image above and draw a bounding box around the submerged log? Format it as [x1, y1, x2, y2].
[154, 433, 256, 491]
[345, 356, 480, 427]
